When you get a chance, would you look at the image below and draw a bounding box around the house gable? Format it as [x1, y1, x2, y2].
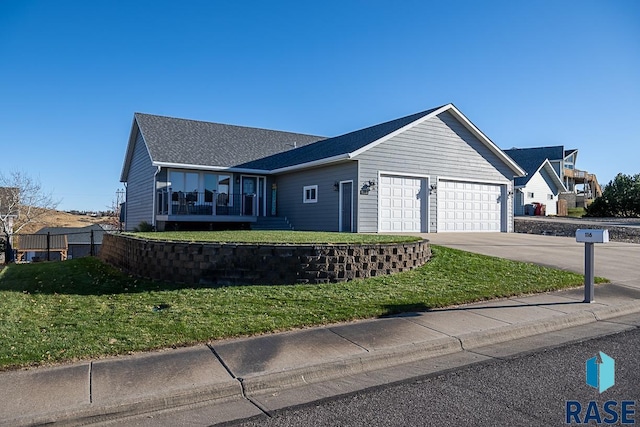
[504, 148, 566, 191]
[504, 146, 565, 186]
[354, 110, 519, 232]
[237, 108, 442, 172]
[241, 104, 524, 177]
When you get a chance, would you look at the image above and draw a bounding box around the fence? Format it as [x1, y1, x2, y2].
[14, 230, 103, 262]
[156, 191, 258, 216]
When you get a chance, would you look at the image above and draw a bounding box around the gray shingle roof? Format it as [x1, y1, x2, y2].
[134, 113, 326, 168]
[504, 146, 564, 186]
[237, 107, 442, 170]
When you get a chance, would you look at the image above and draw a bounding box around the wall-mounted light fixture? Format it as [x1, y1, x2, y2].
[429, 184, 438, 195]
[360, 180, 376, 195]
[333, 181, 340, 191]
[507, 190, 514, 197]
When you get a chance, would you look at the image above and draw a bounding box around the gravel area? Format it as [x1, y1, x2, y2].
[515, 217, 640, 244]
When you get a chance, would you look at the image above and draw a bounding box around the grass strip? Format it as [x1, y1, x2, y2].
[127, 230, 421, 244]
[0, 245, 606, 369]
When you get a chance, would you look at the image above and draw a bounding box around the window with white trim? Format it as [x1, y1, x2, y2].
[303, 185, 318, 203]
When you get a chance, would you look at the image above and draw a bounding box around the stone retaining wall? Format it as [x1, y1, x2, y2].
[514, 218, 640, 243]
[100, 234, 431, 286]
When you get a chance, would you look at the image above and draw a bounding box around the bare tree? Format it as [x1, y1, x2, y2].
[103, 189, 125, 231]
[0, 171, 59, 262]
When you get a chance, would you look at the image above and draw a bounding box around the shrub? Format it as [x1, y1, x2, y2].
[133, 221, 155, 232]
[585, 173, 640, 218]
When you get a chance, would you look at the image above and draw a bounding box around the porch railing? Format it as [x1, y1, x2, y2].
[156, 190, 258, 216]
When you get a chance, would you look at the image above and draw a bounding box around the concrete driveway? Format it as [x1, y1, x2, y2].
[420, 233, 640, 289]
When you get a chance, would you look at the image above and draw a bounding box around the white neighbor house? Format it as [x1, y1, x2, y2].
[504, 149, 567, 216]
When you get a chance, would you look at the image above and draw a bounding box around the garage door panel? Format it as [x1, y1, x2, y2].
[379, 175, 426, 232]
[438, 180, 503, 232]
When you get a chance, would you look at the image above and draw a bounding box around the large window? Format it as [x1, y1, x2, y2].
[169, 171, 199, 203]
[204, 173, 231, 203]
[169, 171, 199, 193]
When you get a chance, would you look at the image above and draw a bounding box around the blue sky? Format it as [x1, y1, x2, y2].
[1, 1, 638, 211]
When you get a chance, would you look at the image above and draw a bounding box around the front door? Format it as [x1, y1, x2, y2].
[340, 181, 353, 232]
[242, 177, 257, 216]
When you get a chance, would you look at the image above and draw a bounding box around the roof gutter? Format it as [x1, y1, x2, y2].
[153, 162, 271, 175]
[270, 153, 352, 174]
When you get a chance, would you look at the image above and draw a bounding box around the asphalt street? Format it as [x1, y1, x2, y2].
[233, 327, 640, 427]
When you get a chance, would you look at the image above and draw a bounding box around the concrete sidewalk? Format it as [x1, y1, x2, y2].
[3, 282, 640, 427]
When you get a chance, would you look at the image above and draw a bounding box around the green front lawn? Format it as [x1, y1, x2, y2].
[0, 246, 606, 370]
[129, 230, 421, 244]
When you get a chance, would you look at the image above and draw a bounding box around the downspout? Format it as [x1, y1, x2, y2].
[122, 182, 127, 231]
[152, 166, 161, 228]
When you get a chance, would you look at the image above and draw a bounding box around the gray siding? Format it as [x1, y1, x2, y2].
[275, 161, 358, 231]
[355, 111, 515, 232]
[125, 130, 156, 231]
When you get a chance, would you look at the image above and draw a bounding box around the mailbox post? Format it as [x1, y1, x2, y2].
[576, 229, 609, 303]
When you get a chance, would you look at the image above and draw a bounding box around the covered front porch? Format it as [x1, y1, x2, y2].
[154, 169, 271, 229]
[155, 190, 259, 228]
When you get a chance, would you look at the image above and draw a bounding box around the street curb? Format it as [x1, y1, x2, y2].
[4, 380, 242, 427]
[456, 311, 598, 350]
[590, 300, 640, 321]
[240, 336, 462, 396]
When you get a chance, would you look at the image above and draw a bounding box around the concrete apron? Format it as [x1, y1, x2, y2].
[420, 233, 640, 290]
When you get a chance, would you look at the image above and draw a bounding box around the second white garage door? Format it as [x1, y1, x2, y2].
[438, 180, 504, 232]
[379, 175, 426, 232]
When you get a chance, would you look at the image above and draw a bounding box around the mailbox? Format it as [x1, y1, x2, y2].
[576, 229, 609, 243]
[576, 228, 609, 303]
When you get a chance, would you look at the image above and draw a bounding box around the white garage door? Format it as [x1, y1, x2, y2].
[438, 180, 503, 232]
[379, 175, 425, 232]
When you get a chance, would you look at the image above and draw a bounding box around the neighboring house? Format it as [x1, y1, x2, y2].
[503, 148, 567, 216]
[504, 146, 602, 209]
[120, 104, 525, 233]
[34, 224, 105, 259]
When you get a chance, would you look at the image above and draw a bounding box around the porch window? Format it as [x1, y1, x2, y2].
[169, 171, 199, 201]
[203, 174, 229, 202]
[303, 185, 318, 203]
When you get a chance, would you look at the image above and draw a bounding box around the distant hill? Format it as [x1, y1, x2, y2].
[14, 210, 112, 235]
